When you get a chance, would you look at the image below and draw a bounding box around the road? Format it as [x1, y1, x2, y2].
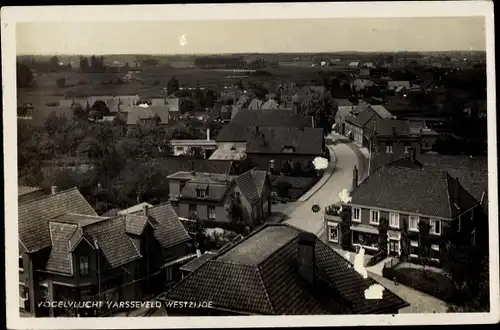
[284, 140, 363, 235]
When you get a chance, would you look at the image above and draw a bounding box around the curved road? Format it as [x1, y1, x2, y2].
[284, 141, 363, 235]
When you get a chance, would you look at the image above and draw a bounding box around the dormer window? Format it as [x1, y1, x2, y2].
[282, 145, 295, 153]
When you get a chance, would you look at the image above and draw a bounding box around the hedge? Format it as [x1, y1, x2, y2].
[382, 266, 457, 303]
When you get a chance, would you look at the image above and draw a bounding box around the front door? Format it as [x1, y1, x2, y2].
[389, 240, 398, 257]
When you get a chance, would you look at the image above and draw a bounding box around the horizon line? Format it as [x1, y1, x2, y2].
[17, 50, 487, 57]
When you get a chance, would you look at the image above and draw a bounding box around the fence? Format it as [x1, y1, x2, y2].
[366, 249, 388, 267]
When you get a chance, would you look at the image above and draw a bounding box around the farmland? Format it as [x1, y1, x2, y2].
[17, 65, 345, 125]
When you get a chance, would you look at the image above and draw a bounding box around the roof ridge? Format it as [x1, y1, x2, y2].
[19, 187, 79, 206]
[255, 264, 276, 314]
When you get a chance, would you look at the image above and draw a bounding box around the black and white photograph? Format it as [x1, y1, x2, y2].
[2, 2, 498, 329]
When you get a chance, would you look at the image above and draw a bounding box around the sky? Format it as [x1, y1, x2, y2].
[16, 17, 486, 55]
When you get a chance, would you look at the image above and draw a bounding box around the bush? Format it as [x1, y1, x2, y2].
[383, 267, 456, 303]
[275, 180, 292, 199]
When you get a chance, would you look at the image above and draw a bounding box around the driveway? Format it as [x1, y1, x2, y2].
[284, 140, 364, 235]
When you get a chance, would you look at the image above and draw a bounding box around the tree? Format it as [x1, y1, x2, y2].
[275, 180, 292, 199]
[167, 76, 180, 95]
[56, 77, 66, 87]
[400, 217, 410, 260]
[281, 161, 292, 175]
[291, 161, 303, 177]
[226, 191, 243, 224]
[378, 217, 389, 256]
[72, 104, 87, 121]
[91, 100, 110, 117]
[79, 56, 90, 73]
[339, 206, 352, 250]
[17, 62, 35, 88]
[49, 56, 59, 71]
[300, 91, 337, 136]
[417, 220, 431, 276]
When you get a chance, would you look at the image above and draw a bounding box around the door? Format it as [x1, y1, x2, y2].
[389, 240, 398, 257]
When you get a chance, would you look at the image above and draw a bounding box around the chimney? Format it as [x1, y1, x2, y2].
[206, 127, 211, 141]
[142, 204, 149, 218]
[352, 166, 359, 190]
[297, 232, 316, 285]
[51, 186, 60, 195]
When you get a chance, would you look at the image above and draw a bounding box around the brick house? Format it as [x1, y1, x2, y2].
[167, 168, 272, 230]
[18, 188, 193, 316]
[344, 105, 393, 148]
[158, 223, 409, 315]
[370, 119, 422, 157]
[245, 126, 325, 174]
[325, 161, 486, 265]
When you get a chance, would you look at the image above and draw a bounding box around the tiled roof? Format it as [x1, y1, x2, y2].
[18, 186, 43, 197]
[164, 224, 407, 315]
[216, 110, 312, 142]
[125, 106, 169, 125]
[125, 214, 150, 236]
[179, 251, 218, 273]
[18, 187, 98, 253]
[350, 165, 479, 219]
[45, 222, 78, 274]
[180, 181, 232, 202]
[246, 127, 324, 155]
[370, 105, 392, 119]
[251, 170, 268, 198]
[346, 110, 376, 128]
[235, 170, 261, 204]
[84, 216, 142, 268]
[132, 202, 191, 248]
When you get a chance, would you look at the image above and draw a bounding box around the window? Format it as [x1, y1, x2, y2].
[196, 189, 206, 198]
[19, 256, 23, 270]
[79, 255, 89, 277]
[410, 241, 419, 257]
[269, 159, 275, 169]
[352, 208, 361, 222]
[457, 216, 461, 232]
[389, 213, 400, 228]
[409, 216, 419, 231]
[208, 206, 216, 220]
[404, 145, 410, 154]
[166, 267, 174, 282]
[370, 210, 380, 225]
[430, 219, 441, 235]
[430, 244, 440, 260]
[328, 224, 339, 243]
[386, 144, 393, 154]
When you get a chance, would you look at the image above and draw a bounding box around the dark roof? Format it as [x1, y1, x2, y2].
[246, 127, 324, 155]
[131, 202, 191, 248]
[335, 99, 353, 107]
[19, 187, 98, 253]
[236, 171, 259, 203]
[163, 223, 408, 315]
[45, 222, 79, 274]
[375, 119, 411, 136]
[350, 165, 479, 219]
[18, 186, 43, 197]
[180, 181, 232, 202]
[346, 110, 376, 128]
[216, 110, 313, 142]
[179, 251, 218, 273]
[84, 216, 142, 268]
[147, 159, 234, 176]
